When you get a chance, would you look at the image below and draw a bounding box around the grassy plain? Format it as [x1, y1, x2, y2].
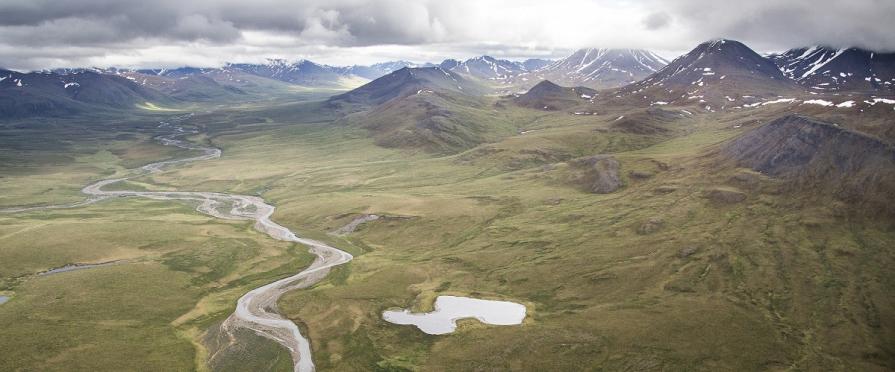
[142, 101, 894, 371]
[0, 94, 893, 371]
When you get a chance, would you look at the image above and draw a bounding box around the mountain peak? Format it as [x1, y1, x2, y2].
[329, 66, 484, 106]
[622, 39, 797, 105]
[528, 48, 667, 89]
[451, 56, 525, 80]
[515, 79, 596, 110]
[528, 79, 564, 92]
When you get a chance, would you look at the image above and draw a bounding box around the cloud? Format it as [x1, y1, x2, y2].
[642, 12, 671, 30]
[0, 0, 893, 70]
[657, 0, 895, 52]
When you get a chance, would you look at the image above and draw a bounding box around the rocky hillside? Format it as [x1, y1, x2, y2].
[722, 115, 895, 212]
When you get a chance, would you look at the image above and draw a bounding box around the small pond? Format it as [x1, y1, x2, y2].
[382, 295, 526, 335]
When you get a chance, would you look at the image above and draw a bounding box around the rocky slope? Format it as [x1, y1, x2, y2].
[722, 115, 895, 212]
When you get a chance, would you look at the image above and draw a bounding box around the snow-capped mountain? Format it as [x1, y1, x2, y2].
[450, 56, 527, 80]
[769, 47, 895, 93]
[520, 49, 668, 89]
[120, 59, 431, 88]
[222, 59, 353, 86]
[620, 39, 798, 105]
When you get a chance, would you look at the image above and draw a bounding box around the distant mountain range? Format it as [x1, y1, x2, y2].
[4, 39, 895, 119]
[516, 49, 668, 89]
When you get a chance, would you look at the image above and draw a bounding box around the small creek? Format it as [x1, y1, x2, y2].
[38, 261, 124, 276]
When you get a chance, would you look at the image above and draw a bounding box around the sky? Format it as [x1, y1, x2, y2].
[1, 0, 894, 71]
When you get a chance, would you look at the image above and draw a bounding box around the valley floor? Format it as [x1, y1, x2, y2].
[0, 99, 893, 371]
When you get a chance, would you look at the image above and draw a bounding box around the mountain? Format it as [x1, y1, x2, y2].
[114, 71, 248, 101]
[439, 59, 461, 70]
[521, 58, 552, 71]
[769, 47, 895, 93]
[518, 49, 667, 89]
[223, 59, 364, 88]
[513, 80, 597, 110]
[345, 61, 434, 80]
[136, 67, 209, 78]
[621, 39, 799, 106]
[328, 67, 509, 153]
[328, 67, 485, 106]
[130, 59, 427, 89]
[451, 56, 526, 80]
[0, 69, 166, 118]
[722, 115, 895, 213]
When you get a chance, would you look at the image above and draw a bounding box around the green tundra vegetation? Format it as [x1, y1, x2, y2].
[0, 83, 893, 372]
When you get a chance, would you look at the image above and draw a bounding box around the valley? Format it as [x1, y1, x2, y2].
[1, 36, 894, 372]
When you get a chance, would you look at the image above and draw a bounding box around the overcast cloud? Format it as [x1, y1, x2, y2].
[1, 0, 893, 70]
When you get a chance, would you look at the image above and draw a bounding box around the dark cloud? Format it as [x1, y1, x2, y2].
[660, 0, 895, 51]
[642, 12, 671, 30]
[0, 0, 893, 70]
[0, 0, 449, 47]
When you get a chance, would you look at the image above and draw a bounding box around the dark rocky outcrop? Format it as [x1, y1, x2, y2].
[570, 155, 622, 193]
[723, 115, 895, 211]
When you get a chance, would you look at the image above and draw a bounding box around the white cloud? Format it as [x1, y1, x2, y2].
[0, 0, 892, 70]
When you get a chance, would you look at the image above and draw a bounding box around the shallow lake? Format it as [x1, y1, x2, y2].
[382, 295, 526, 335]
[0, 295, 9, 305]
